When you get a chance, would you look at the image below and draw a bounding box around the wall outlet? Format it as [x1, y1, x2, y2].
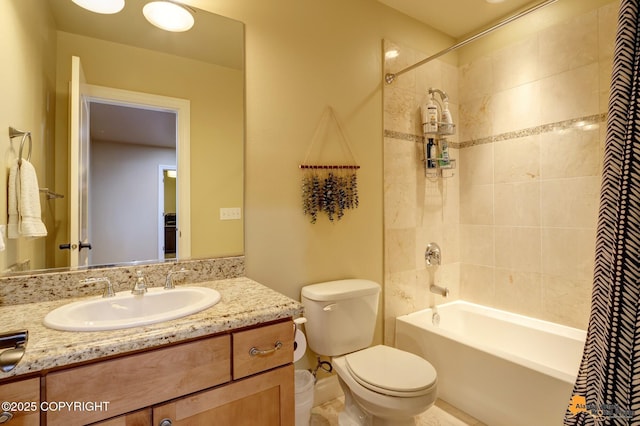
[220, 207, 242, 220]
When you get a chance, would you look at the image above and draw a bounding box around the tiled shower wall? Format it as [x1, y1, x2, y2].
[383, 40, 461, 344]
[383, 0, 619, 341]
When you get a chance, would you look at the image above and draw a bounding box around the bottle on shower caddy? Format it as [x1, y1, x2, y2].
[440, 99, 453, 134]
[422, 95, 438, 134]
[426, 138, 436, 169]
[439, 139, 450, 168]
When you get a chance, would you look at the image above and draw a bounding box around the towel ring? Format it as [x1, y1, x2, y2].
[8, 127, 32, 166]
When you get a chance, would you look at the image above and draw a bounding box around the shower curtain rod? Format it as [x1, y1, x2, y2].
[384, 0, 558, 84]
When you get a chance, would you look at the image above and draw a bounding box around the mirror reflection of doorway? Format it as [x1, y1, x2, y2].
[160, 167, 177, 259]
[89, 102, 177, 266]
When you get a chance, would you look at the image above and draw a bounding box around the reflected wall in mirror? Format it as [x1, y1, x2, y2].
[0, 0, 245, 275]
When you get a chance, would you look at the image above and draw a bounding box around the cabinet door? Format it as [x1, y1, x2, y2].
[90, 409, 151, 426]
[153, 364, 294, 426]
[0, 378, 39, 426]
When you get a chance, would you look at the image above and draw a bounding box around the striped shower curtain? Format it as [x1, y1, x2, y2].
[564, 1, 640, 424]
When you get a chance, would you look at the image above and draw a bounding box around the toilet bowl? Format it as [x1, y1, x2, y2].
[301, 279, 439, 426]
[332, 345, 437, 426]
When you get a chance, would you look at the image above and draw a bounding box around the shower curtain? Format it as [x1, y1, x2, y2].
[565, 1, 640, 424]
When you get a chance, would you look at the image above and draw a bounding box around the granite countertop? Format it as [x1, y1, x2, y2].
[0, 277, 303, 380]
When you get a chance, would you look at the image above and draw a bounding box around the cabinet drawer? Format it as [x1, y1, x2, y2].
[46, 335, 230, 425]
[233, 321, 294, 379]
[0, 378, 40, 426]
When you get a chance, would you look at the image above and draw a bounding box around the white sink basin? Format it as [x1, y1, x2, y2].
[43, 287, 221, 331]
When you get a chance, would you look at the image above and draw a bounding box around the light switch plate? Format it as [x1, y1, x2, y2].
[220, 207, 242, 220]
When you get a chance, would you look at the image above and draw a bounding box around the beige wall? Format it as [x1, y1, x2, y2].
[166, 1, 454, 362]
[54, 31, 244, 265]
[0, 1, 57, 272]
[187, 1, 454, 316]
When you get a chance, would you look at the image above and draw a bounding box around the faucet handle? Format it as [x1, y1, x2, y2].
[131, 271, 148, 295]
[425, 242, 441, 267]
[80, 277, 115, 298]
[165, 268, 191, 289]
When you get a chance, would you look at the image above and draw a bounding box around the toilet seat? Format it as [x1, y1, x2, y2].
[344, 345, 437, 398]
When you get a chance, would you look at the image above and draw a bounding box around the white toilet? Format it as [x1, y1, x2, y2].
[301, 279, 437, 426]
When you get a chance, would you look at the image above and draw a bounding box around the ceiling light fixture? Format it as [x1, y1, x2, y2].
[71, 0, 125, 14]
[143, 1, 195, 32]
[385, 49, 400, 60]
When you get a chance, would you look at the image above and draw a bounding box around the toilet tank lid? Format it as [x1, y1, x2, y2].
[301, 279, 380, 302]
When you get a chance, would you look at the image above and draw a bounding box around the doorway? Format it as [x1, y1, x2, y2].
[89, 101, 177, 265]
[79, 84, 191, 266]
[159, 165, 177, 260]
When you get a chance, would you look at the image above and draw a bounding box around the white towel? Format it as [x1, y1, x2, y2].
[7, 159, 47, 239]
[7, 161, 19, 239]
[0, 225, 6, 251]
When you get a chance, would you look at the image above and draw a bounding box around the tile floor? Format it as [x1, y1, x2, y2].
[311, 397, 486, 426]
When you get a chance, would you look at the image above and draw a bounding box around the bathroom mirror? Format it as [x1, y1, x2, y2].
[2, 0, 244, 275]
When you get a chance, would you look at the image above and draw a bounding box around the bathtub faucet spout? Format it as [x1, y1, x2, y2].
[430, 284, 449, 297]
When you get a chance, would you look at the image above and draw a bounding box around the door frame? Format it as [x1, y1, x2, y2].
[82, 84, 191, 261]
[158, 164, 177, 259]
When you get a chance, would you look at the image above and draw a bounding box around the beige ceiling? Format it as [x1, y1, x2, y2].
[47, 0, 244, 70]
[377, 0, 545, 38]
[48, 0, 244, 148]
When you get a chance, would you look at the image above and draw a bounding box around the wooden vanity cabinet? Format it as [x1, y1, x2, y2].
[43, 319, 294, 426]
[152, 321, 295, 426]
[0, 377, 40, 426]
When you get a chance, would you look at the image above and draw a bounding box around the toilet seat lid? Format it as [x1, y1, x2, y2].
[345, 345, 437, 397]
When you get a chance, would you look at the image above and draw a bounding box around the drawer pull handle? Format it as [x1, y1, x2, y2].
[0, 412, 13, 424]
[249, 340, 283, 357]
[159, 419, 172, 426]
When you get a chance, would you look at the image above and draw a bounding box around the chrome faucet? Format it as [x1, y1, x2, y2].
[425, 243, 441, 266]
[430, 284, 449, 297]
[80, 277, 115, 298]
[131, 271, 148, 295]
[165, 268, 190, 289]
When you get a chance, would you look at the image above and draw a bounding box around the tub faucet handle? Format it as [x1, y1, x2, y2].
[425, 242, 441, 266]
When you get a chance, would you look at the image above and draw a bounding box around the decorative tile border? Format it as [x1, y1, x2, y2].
[383, 129, 423, 144]
[458, 113, 607, 148]
[384, 113, 607, 149]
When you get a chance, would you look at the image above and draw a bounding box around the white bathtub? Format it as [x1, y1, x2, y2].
[395, 300, 586, 426]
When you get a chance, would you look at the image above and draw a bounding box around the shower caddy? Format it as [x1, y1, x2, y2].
[421, 88, 456, 178]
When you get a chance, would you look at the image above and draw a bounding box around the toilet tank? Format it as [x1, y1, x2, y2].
[301, 279, 380, 357]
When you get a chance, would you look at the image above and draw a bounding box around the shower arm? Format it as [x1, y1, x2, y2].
[427, 88, 448, 113]
[428, 88, 448, 103]
[384, 0, 558, 85]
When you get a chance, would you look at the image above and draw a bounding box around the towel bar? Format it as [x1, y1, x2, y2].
[39, 188, 64, 200]
[8, 127, 32, 166]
